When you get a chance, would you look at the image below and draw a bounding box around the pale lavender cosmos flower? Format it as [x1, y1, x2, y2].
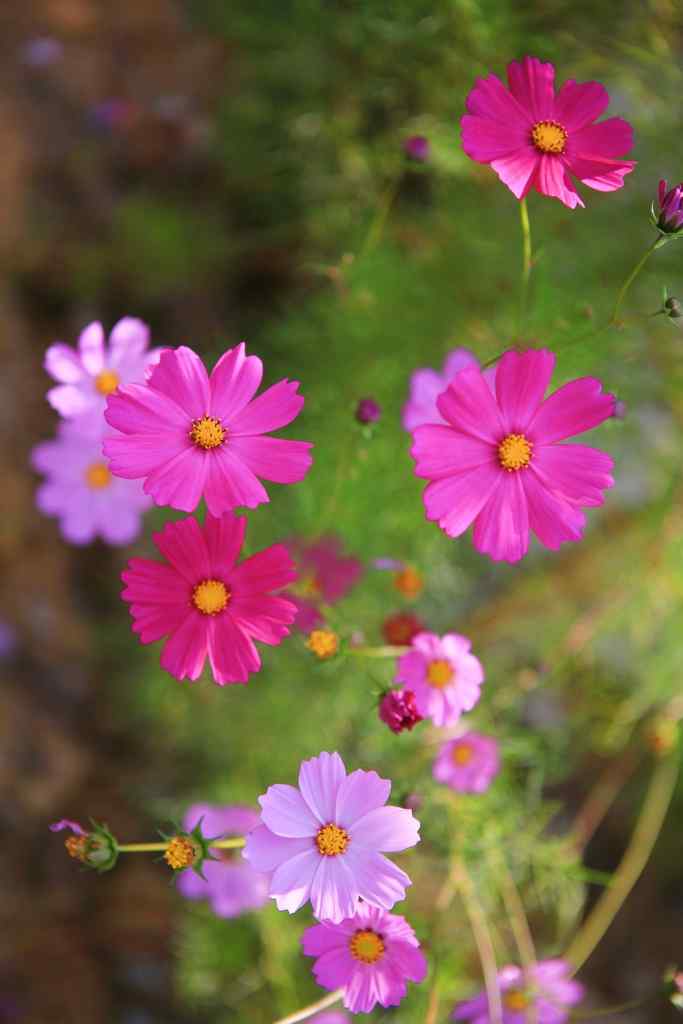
[433, 732, 501, 793]
[302, 902, 428, 1014]
[402, 348, 489, 431]
[453, 960, 584, 1023]
[44, 317, 161, 418]
[244, 751, 420, 923]
[32, 416, 151, 545]
[395, 632, 484, 728]
[310, 1014, 350, 1024]
[177, 804, 268, 918]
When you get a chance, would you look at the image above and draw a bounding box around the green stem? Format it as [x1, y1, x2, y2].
[570, 996, 652, 1019]
[491, 852, 537, 1024]
[518, 197, 532, 334]
[272, 988, 344, 1024]
[346, 645, 409, 658]
[610, 236, 666, 326]
[565, 752, 678, 972]
[453, 856, 504, 1024]
[362, 180, 399, 255]
[118, 837, 246, 853]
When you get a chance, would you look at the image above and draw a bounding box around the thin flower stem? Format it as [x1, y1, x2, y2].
[610, 236, 666, 326]
[272, 988, 344, 1024]
[570, 996, 652, 1019]
[346, 645, 409, 658]
[565, 751, 679, 972]
[490, 852, 537, 1024]
[568, 748, 640, 853]
[362, 179, 399, 255]
[117, 837, 246, 853]
[453, 856, 503, 1024]
[518, 197, 532, 334]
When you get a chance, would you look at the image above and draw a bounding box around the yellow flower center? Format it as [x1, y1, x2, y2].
[85, 462, 112, 489]
[531, 119, 567, 154]
[190, 415, 226, 450]
[349, 929, 385, 964]
[94, 369, 120, 395]
[306, 629, 339, 660]
[164, 835, 197, 870]
[498, 433, 533, 471]
[427, 658, 453, 689]
[452, 743, 473, 765]
[192, 579, 230, 615]
[315, 823, 350, 857]
[503, 990, 529, 1012]
[65, 835, 89, 862]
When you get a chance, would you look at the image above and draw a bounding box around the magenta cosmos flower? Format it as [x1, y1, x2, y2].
[395, 632, 484, 728]
[453, 960, 584, 1023]
[32, 417, 151, 545]
[243, 751, 420, 923]
[402, 348, 482, 432]
[121, 512, 297, 684]
[176, 804, 268, 917]
[302, 902, 428, 1014]
[104, 343, 313, 516]
[461, 56, 635, 209]
[411, 348, 615, 563]
[433, 732, 500, 793]
[44, 317, 160, 418]
[285, 535, 363, 631]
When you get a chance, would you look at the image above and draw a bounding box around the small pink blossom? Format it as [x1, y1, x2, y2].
[402, 348, 482, 431]
[302, 902, 428, 1014]
[104, 343, 313, 516]
[461, 56, 635, 209]
[285, 535, 363, 632]
[121, 512, 297, 685]
[395, 632, 484, 728]
[379, 689, 423, 734]
[453, 959, 584, 1023]
[411, 348, 615, 563]
[243, 751, 420, 923]
[433, 732, 500, 793]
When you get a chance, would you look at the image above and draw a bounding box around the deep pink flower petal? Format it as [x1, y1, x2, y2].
[302, 922, 349, 958]
[104, 432, 189, 478]
[288, 594, 324, 632]
[436, 366, 505, 441]
[310, 856, 358, 922]
[522, 471, 586, 550]
[105, 382, 189, 435]
[566, 155, 635, 193]
[204, 447, 269, 515]
[122, 559, 189, 606]
[532, 444, 613, 507]
[534, 153, 584, 209]
[244, 825, 311, 872]
[78, 321, 105, 375]
[128, 601, 189, 644]
[228, 435, 313, 483]
[298, 751, 346, 823]
[422, 464, 500, 538]
[206, 614, 260, 685]
[311, 946, 355, 992]
[228, 378, 305, 434]
[144, 447, 209, 512]
[159, 612, 208, 681]
[465, 72, 531, 124]
[229, 594, 295, 644]
[203, 512, 247, 572]
[335, 769, 391, 828]
[208, 342, 263, 418]
[153, 517, 211, 583]
[461, 115, 529, 162]
[529, 377, 615, 443]
[343, 848, 411, 910]
[553, 78, 609, 131]
[270, 848, 319, 912]
[507, 56, 556, 120]
[494, 349, 555, 431]
[44, 343, 84, 384]
[350, 806, 420, 852]
[147, 346, 210, 419]
[490, 147, 539, 199]
[411, 425, 493, 480]
[473, 474, 529, 563]
[259, 783, 319, 837]
[230, 543, 297, 597]
[570, 117, 634, 160]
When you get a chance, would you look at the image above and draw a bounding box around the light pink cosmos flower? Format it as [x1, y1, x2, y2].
[453, 959, 584, 1023]
[121, 512, 297, 684]
[243, 751, 420, 923]
[44, 318, 161, 418]
[302, 903, 428, 1014]
[411, 348, 615, 563]
[402, 348, 481, 432]
[461, 56, 635, 209]
[32, 416, 152, 546]
[395, 632, 484, 728]
[285, 535, 363, 632]
[433, 732, 500, 793]
[104, 343, 313, 516]
[310, 1014, 350, 1024]
[176, 804, 268, 917]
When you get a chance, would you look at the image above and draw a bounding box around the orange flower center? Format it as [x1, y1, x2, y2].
[192, 579, 230, 615]
[393, 566, 423, 598]
[94, 369, 120, 395]
[452, 743, 473, 765]
[190, 415, 226, 450]
[498, 433, 533, 471]
[503, 990, 529, 1012]
[349, 929, 385, 964]
[315, 823, 349, 857]
[164, 836, 197, 870]
[427, 658, 453, 688]
[531, 120, 567, 154]
[85, 462, 112, 489]
[65, 835, 89, 861]
[306, 629, 339, 660]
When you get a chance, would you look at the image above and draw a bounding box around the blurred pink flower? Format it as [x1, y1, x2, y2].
[285, 535, 363, 631]
[402, 348, 481, 431]
[378, 689, 423, 734]
[453, 959, 584, 1022]
[395, 632, 484, 728]
[433, 732, 500, 793]
[461, 56, 635, 208]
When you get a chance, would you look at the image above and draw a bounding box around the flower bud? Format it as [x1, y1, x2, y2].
[664, 296, 683, 319]
[355, 397, 381, 424]
[654, 180, 683, 234]
[379, 689, 423, 734]
[50, 818, 119, 873]
[404, 135, 430, 163]
[306, 629, 340, 660]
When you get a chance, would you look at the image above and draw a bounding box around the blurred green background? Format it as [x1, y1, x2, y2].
[2, 1, 682, 1022]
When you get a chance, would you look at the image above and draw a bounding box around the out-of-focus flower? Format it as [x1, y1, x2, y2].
[373, 557, 404, 570]
[402, 348, 482, 432]
[104, 343, 313, 516]
[50, 819, 119, 872]
[461, 56, 635, 209]
[613, 398, 627, 419]
[411, 348, 615, 562]
[396, 631, 484, 727]
[89, 99, 141, 133]
[655, 180, 683, 234]
[382, 611, 424, 646]
[306, 629, 340, 660]
[177, 804, 267, 917]
[355, 397, 382, 423]
[0, 621, 16, 658]
[453, 959, 584, 1022]
[121, 512, 297, 684]
[302, 902, 428, 1013]
[244, 750, 420, 922]
[310, 1013, 350, 1024]
[285, 535, 362, 632]
[21, 37, 63, 67]
[44, 318, 160, 419]
[664, 967, 683, 1010]
[393, 566, 423, 598]
[645, 716, 678, 757]
[433, 733, 500, 793]
[32, 416, 151, 546]
[379, 689, 423, 734]
[404, 135, 430, 162]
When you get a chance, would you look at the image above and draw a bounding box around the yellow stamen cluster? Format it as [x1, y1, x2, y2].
[306, 629, 339, 660]
[192, 579, 230, 616]
[531, 119, 567, 154]
[189, 415, 226, 450]
[94, 369, 120, 395]
[427, 658, 454, 689]
[503, 990, 529, 1012]
[349, 929, 385, 964]
[164, 835, 197, 870]
[393, 566, 423, 599]
[65, 835, 89, 862]
[452, 743, 474, 765]
[498, 433, 533, 472]
[85, 462, 112, 490]
[315, 823, 350, 857]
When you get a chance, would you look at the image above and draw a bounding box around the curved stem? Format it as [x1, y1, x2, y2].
[570, 996, 652, 1019]
[453, 856, 503, 1024]
[518, 197, 532, 334]
[610, 236, 665, 326]
[362, 180, 399, 255]
[565, 752, 678, 972]
[272, 988, 344, 1024]
[118, 837, 246, 853]
[568, 748, 640, 853]
[491, 852, 537, 1024]
[346, 645, 409, 658]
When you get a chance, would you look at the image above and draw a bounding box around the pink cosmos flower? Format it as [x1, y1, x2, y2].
[461, 56, 635, 209]
[433, 733, 500, 793]
[176, 804, 268, 917]
[44, 318, 161, 418]
[302, 903, 428, 1014]
[103, 343, 313, 516]
[411, 348, 615, 563]
[285, 535, 363, 632]
[121, 512, 297, 684]
[243, 751, 420, 923]
[453, 959, 584, 1023]
[32, 417, 152, 546]
[395, 632, 484, 728]
[402, 348, 481, 432]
